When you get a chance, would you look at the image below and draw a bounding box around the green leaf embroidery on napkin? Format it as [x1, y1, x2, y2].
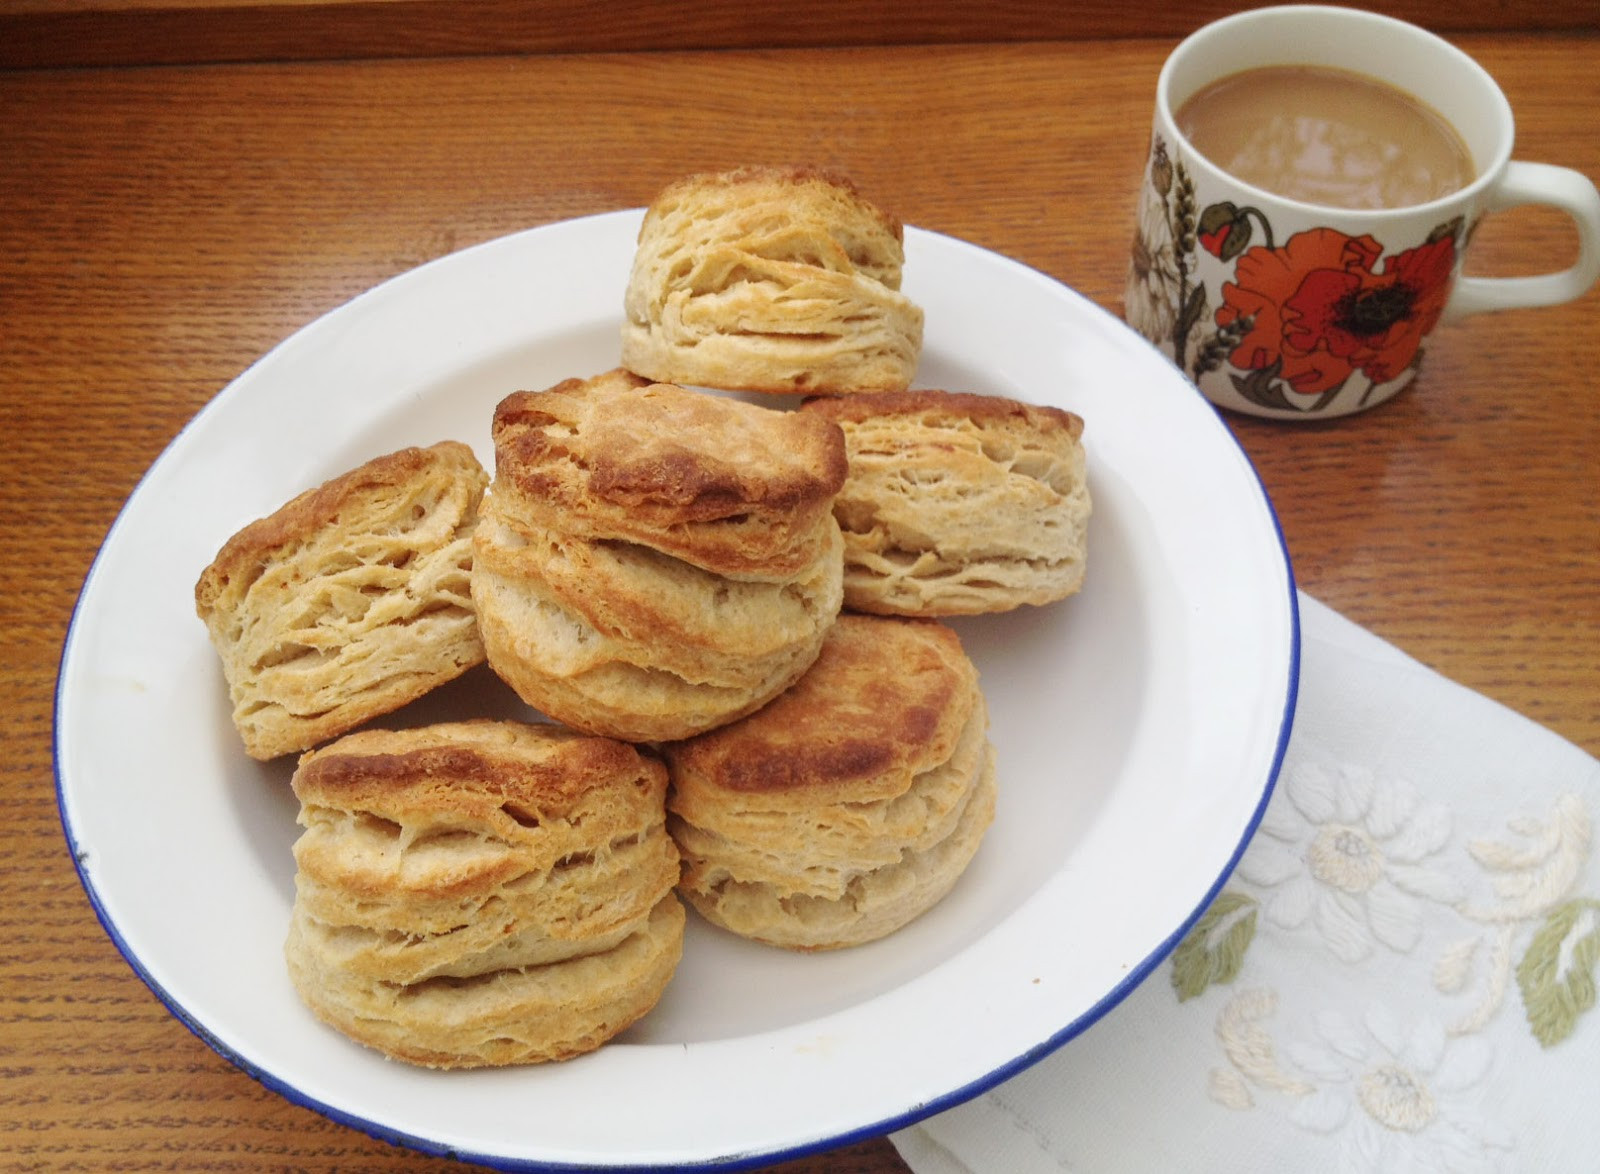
[1515, 897, 1600, 1047]
[1172, 890, 1259, 1002]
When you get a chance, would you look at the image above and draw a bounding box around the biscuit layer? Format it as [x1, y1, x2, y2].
[492, 368, 847, 577]
[286, 720, 684, 1067]
[473, 502, 843, 742]
[194, 442, 488, 760]
[664, 615, 995, 950]
[677, 755, 995, 952]
[474, 373, 846, 742]
[621, 167, 924, 395]
[803, 390, 1090, 615]
[288, 894, 685, 1068]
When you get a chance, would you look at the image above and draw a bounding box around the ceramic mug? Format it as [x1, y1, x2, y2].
[1124, 4, 1600, 419]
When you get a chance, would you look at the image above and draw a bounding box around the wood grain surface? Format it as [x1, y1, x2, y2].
[1, 0, 1595, 69]
[3, 22, 1597, 1174]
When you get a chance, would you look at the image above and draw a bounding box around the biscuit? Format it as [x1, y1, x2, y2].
[284, 719, 685, 1068]
[473, 373, 847, 742]
[621, 166, 924, 395]
[664, 614, 995, 950]
[801, 390, 1090, 616]
[490, 368, 846, 577]
[287, 897, 685, 1069]
[194, 442, 488, 760]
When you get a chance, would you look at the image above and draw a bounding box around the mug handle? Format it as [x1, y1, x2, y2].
[1443, 161, 1600, 322]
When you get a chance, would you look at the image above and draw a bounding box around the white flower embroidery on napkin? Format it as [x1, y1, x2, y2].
[1236, 760, 1467, 962]
[892, 599, 1600, 1174]
[1186, 769, 1597, 1172]
[1282, 1006, 1512, 1172]
[1178, 747, 1598, 1173]
[1440, 793, 1594, 1040]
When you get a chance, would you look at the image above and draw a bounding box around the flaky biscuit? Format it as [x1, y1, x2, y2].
[490, 368, 847, 578]
[664, 614, 995, 950]
[472, 499, 844, 742]
[285, 719, 684, 1067]
[621, 167, 924, 395]
[669, 688, 991, 899]
[679, 758, 995, 952]
[801, 390, 1091, 616]
[473, 373, 847, 741]
[290, 720, 681, 982]
[194, 442, 488, 760]
[287, 894, 685, 1069]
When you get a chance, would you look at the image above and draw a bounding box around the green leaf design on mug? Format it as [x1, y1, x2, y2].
[1228, 358, 1344, 412]
[1172, 890, 1259, 1002]
[1515, 897, 1600, 1048]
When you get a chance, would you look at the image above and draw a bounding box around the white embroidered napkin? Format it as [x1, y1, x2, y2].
[893, 593, 1599, 1174]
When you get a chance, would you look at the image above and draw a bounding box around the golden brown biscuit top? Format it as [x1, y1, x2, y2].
[194, 441, 485, 621]
[664, 615, 977, 806]
[802, 388, 1084, 441]
[642, 165, 904, 245]
[291, 719, 667, 826]
[494, 371, 847, 517]
[489, 370, 847, 573]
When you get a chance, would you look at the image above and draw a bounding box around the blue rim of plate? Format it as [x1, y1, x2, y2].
[53, 212, 1300, 1171]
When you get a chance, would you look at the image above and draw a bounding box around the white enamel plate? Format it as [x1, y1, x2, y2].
[56, 211, 1298, 1170]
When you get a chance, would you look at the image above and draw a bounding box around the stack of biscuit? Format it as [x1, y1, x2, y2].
[194, 441, 489, 761]
[621, 166, 924, 396]
[470, 368, 849, 743]
[663, 614, 996, 951]
[284, 719, 684, 1068]
[190, 164, 1093, 1069]
[801, 389, 1090, 617]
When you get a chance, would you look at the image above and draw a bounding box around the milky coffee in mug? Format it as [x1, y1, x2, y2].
[1126, 5, 1600, 419]
[1176, 65, 1474, 211]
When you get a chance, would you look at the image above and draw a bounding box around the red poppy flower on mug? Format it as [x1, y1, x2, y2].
[1216, 227, 1457, 395]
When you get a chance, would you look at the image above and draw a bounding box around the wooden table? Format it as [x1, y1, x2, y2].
[4, 5, 1596, 1170]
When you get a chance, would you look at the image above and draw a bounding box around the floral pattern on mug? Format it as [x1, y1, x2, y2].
[1217, 226, 1457, 407]
[1125, 138, 1186, 346]
[1127, 132, 1470, 414]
